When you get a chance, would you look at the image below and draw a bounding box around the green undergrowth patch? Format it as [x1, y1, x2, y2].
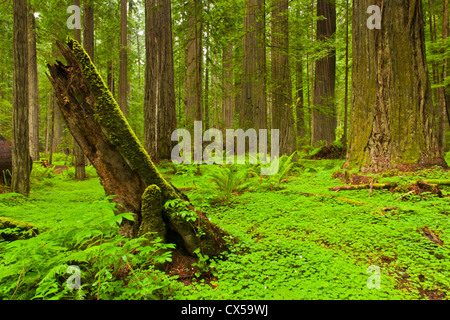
[0, 153, 449, 300]
[180, 156, 450, 300]
[0, 174, 183, 300]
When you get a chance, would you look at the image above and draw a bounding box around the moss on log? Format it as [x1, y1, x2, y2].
[138, 185, 166, 243]
[0, 217, 39, 241]
[46, 38, 226, 257]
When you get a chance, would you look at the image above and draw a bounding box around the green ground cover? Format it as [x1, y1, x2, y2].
[0, 153, 449, 300]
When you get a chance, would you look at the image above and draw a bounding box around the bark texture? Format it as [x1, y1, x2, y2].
[12, 0, 31, 196]
[222, 44, 234, 129]
[28, 9, 40, 162]
[271, 0, 295, 155]
[144, 0, 177, 161]
[240, 0, 267, 130]
[184, 0, 203, 131]
[345, 0, 447, 172]
[119, 0, 128, 117]
[73, 0, 85, 181]
[311, 0, 336, 146]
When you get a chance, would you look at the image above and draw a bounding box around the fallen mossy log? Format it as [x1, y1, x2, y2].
[329, 183, 397, 192]
[331, 178, 449, 199]
[46, 38, 226, 257]
[299, 192, 370, 206]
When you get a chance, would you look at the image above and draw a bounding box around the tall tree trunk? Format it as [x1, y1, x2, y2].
[28, 8, 40, 162]
[240, 0, 267, 130]
[73, 0, 85, 180]
[342, 0, 349, 147]
[311, 0, 336, 146]
[49, 91, 55, 164]
[295, 56, 305, 144]
[344, 0, 447, 172]
[184, 0, 203, 132]
[12, 0, 31, 196]
[204, 8, 210, 131]
[223, 44, 234, 129]
[119, 0, 128, 117]
[107, 58, 115, 96]
[442, 0, 450, 129]
[271, 0, 295, 155]
[83, 0, 94, 59]
[144, 0, 177, 161]
[45, 93, 51, 156]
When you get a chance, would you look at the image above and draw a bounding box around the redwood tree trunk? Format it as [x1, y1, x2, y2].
[144, 0, 177, 161]
[311, 0, 336, 146]
[119, 0, 128, 118]
[240, 0, 267, 130]
[73, 0, 85, 180]
[271, 0, 295, 155]
[28, 8, 40, 162]
[12, 0, 31, 196]
[344, 0, 447, 172]
[184, 0, 203, 132]
[222, 44, 234, 129]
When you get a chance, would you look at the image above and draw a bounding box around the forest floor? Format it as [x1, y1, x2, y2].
[0, 152, 449, 300]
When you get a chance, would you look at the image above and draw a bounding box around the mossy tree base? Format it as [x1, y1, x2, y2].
[46, 38, 226, 257]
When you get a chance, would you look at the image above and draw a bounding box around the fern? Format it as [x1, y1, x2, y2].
[207, 165, 252, 203]
[261, 151, 297, 190]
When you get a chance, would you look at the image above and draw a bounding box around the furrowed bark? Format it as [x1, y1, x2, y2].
[46, 38, 225, 256]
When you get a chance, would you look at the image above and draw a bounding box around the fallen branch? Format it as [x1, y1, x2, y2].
[329, 183, 396, 192]
[420, 179, 450, 186]
[396, 190, 414, 201]
[382, 207, 398, 212]
[419, 227, 444, 246]
[299, 192, 370, 206]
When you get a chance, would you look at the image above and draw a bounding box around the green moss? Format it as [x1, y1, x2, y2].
[0, 217, 38, 241]
[139, 185, 166, 243]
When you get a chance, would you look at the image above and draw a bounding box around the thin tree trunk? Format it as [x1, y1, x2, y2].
[74, 0, 85, 180]
[83, 0, 94, 59]
[28, 8, 40, 162]
[295, 56, 305, 144]
[184, 0, 203, 132]
[223, 44, 234, 129]
[204, 8, 210, 131]
[12, 0, 31, 196]
[442, 0, 450, 128]
[45, 93, 51, 156]
[342, 0, 349, 147]
[119, 0, 128, 117]
[49, 91, 55, 164]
